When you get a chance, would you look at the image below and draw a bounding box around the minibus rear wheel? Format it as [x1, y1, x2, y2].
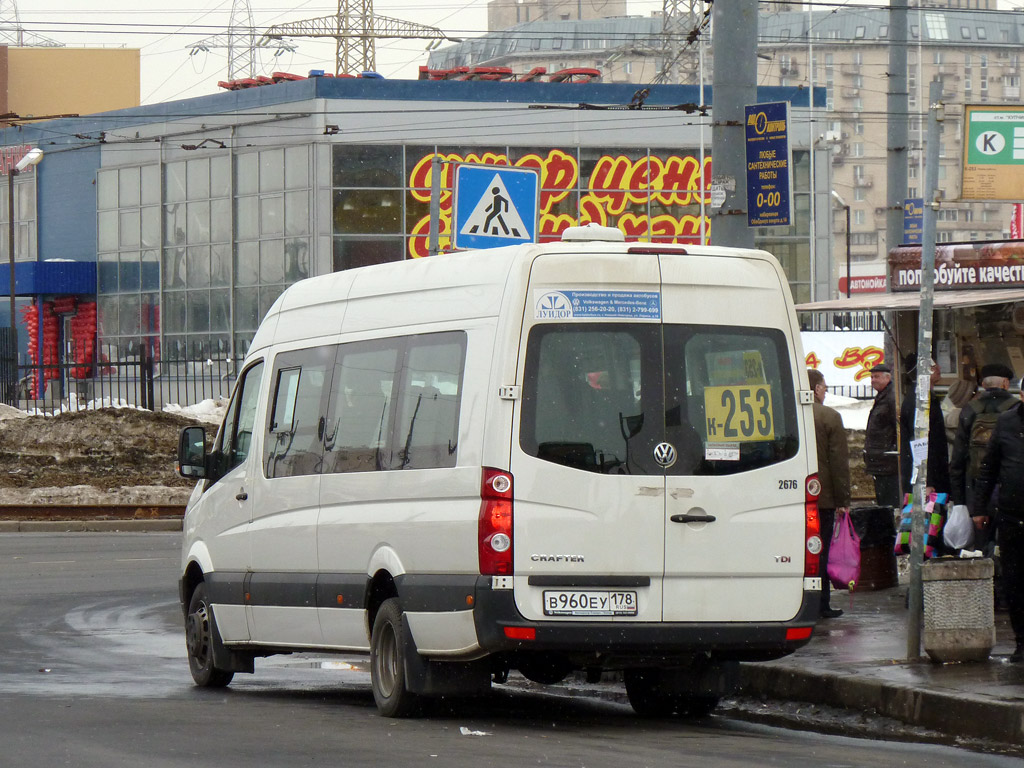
[186, 582, 234, 688]
[370, 598, 422, 717]
[624, 668, 718, 718]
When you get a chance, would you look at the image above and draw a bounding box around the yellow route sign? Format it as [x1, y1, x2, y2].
[704, 385, 775, 443]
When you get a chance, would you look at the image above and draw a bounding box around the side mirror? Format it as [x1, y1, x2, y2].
[178, 426, 208, 479]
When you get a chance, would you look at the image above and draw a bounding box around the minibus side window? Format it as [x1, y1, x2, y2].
[218, 360, 264, 475]
[263, 345, 335, 478]
[394, 332, 466, 470]
[322, 341, 399, 474]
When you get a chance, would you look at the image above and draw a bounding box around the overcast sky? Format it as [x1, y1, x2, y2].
[11, 1, 664, 105]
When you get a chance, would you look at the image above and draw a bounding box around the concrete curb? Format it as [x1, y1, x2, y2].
[738, 662, 1024, 747]
[0, 519, 182, 533]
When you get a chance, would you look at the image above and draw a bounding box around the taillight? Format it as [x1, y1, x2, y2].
[479, 467, 513, 575]
[804, 474, 822, 577]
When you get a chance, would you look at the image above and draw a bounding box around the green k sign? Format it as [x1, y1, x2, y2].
[962, 105, 1024, 199]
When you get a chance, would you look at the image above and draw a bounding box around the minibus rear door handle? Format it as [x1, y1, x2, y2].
[670, 513, 716, 524]
[236, 489, 248, 501]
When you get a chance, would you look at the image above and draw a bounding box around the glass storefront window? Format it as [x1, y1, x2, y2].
[163, 247, 186, 289]
[187, 245, 212, 289]
[259, 285, 284, 320]
[165, 161, 186, 204]
[233, 287, 260, 331]
[259, 148, 285, 193]
[118, 166, 141, 208]
[119, 294, 141, 336]
[98, 253, 118, 293]
[259, 239, 285, 284]
[119, 210, 141, 248]
[332, 236, 404, 271]
[119, 253, 141, 292]
[187, 157, 211, 200]
[164, 291, 186, 333]
[285, 190, 310, 236]
[141, 165, 160, 206]
[285, 238, 310, 282]
[188, 290, 211, 332]
[332, 189, 402, 233]
[186, 201, 211, 245]
[97, 170, 117, 210]
[211, 243, 230, 287]
[260, 195, 284, 236]
[211, 289, 230, 332]
[235, 241, 259, 286]
[285, 146, 309, 189]
[237, 152, 258, 195]
[211, 155, 231, 198]
[333, 144, 403, 187]
[141, 250, 160, 291]
[141, 206, 160, 249]
[236, 196, 258, 240]
[98, 210, 118, 252]
[211, 198, 231, 242]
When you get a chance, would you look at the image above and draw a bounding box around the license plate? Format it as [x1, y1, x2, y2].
[543, 590, 638, 617]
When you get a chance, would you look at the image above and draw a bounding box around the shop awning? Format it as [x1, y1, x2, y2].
[795, 288, 1024, 312]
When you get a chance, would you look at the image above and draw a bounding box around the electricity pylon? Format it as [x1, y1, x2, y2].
[0, 0, 63, 47]
[189, 0, 296, 81]
[652, 0, 709, 85]
[259, 0, 455, 76]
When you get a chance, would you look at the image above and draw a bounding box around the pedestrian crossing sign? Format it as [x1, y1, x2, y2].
[453, 164, 539, 250]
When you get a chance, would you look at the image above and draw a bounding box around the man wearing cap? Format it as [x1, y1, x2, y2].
[863, 362, 900, 509]
[950, 363, 1017, 538]
[971, 375, 1024, 662]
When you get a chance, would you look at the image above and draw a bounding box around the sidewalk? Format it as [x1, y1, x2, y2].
[738, 583, 1024, 751]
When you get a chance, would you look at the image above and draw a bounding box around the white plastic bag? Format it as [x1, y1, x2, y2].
[943, 504, 974, 551]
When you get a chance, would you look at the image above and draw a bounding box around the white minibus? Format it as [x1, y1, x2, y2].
[178, 225, 822, 717]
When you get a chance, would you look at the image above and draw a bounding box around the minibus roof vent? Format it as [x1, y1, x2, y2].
[560, 223, 625, 243]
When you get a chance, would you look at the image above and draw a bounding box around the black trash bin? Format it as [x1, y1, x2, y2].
[849, 505, 899, 590]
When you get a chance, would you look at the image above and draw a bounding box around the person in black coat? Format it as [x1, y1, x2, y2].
[972, 387, 1024, 662]
[899, 358, 950, 497]
[863, 363, 900, 509]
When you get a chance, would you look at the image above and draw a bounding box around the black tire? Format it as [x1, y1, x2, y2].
[185, 582, 234, 688]
[624, 668, 718, 718]
[370, 598, 422, 717]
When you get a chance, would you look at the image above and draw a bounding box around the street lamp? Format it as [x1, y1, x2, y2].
[8, 147, 43, 340]
[831, 190, 851, 299]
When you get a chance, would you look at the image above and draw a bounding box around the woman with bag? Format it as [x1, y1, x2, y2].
[808, 369, 852, 619]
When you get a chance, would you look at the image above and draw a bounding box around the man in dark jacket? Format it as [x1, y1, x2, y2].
[863, 363, 900, 509]
[972, 382, 1024, 662]
[899, 358, 949, 497]
[808, 369, 850, 619]
[950, 363, 1016, 522]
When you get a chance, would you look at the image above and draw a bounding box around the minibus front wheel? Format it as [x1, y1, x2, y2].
[370, 598, 422, 717]
[185, 582, 234, 688]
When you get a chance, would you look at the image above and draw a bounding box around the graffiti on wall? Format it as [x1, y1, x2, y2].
[406, 149, 712, 258]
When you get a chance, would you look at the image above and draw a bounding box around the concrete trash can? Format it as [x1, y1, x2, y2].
[922, 558, 996, 663]
[850, 505, 898, 591]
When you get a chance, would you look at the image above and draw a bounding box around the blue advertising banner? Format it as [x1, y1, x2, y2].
[903, 198, 924, 244]
[744, 101, 793, 228]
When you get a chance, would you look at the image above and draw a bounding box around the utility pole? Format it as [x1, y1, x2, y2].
[887, 2, 909, 261]
[907, 79, 943, 661]
[710, 0, 756, 248]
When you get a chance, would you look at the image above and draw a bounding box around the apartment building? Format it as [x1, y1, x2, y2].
[431, 1, 1021, 295]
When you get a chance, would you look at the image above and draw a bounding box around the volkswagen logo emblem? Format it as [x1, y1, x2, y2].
[653, 442, 677, 468]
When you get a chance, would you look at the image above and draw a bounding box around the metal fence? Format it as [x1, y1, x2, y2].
[1, 351, 240, 414]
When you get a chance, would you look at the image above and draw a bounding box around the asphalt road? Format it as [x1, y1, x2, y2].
[0, 532, 1016, 768]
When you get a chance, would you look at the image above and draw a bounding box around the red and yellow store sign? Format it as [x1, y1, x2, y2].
[406, 149, 712, 258]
